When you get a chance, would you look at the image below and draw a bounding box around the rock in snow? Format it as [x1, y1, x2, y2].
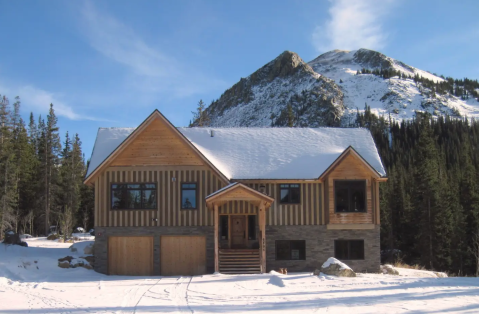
[320, 257, 356, 277]
[380, 264, 400, 275]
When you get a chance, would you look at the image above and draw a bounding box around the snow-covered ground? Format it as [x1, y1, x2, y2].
[1, 238, 479, 313]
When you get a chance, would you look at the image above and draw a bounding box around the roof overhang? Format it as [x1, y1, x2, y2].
[83, 110, 230, 186]
[206, 183, 274, 209]
[318, 146, 387, 181]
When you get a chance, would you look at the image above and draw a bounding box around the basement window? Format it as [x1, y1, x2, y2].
[181, 183, 197, 209]
[334, 240, 365, 260]
[279, 184, 301, 204]
[275, 240, 306, 260]
[334, 180, 366, 212]
[111, 183, 157, 210]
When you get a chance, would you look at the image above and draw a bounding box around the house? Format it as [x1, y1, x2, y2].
[84, 110, 387, 276]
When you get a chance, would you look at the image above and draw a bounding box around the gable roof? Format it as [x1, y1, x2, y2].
[205, 182, 275, 209]
[84, 110, 230, 185]
[86, 121, 386, 181]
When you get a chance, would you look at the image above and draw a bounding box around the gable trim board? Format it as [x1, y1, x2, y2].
[84, 110, 230, 186]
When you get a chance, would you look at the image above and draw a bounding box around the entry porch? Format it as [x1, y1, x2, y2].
[206, 183, 274, 274]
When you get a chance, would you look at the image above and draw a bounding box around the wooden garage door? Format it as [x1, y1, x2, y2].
[161, 236, 206, 276]
[108, 236, 153, 276]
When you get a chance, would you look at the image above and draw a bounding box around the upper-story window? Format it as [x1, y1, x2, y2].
[335, 180, 366, 212]
[111, 183, 157, 210]
[279, 184, 300, 204]
[181, 183, 197, 209]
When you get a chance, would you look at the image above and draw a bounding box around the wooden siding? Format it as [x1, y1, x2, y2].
[95, 172, 323, 227]
[95, 166, 225, 227]
[110, 119, 204, 167]
[219, 182, 323, 226]
[326, 152, 376, 224]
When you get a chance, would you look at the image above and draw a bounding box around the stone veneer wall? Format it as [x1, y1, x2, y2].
[94, 225, 380, 275]
[265, 225, 380, 273]
[94, 226, 214, 275]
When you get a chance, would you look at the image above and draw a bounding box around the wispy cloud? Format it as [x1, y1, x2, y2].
[312, 0, 396, 52]
[0, 81, 101, 121]
[79, 2, 226, 98]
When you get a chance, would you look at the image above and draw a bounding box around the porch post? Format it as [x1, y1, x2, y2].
[214, 204, 219, 273]
[259, 202, 266, 273]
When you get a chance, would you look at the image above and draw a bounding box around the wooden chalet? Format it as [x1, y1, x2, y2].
[84, 110, 387, 276]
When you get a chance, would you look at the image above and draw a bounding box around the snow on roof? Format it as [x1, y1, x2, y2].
[86, 127, 136, 178]
[86, 126, 386, 180]
[206, 182, 239, 199]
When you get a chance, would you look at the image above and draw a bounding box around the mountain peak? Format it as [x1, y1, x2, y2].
[255, 50, 312, 82]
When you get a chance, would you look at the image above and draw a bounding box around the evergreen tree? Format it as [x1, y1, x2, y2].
[0, 96, 17, 238]
[191, 99, 210, 127]
[287, 104, 294, 127]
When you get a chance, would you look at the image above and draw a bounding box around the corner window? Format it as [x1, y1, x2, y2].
[275, 240, 306, 260]
[279, 184, 300, 204]
[248, 215, 256, 240]
[181, 183, 197, 209]
[111, 184, 157, 210]
[334, 240, 364, 260]
[335, 180, 366, 212]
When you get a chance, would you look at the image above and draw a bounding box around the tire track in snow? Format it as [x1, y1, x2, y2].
[170, 276, 193, 314]
[132, 278, 163, 314]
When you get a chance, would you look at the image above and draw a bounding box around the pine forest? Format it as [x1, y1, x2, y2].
[0, 95, 94, 241]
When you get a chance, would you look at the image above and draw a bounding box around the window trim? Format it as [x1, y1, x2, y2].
[334, 239, 365, 260]
[181, 182, 198, 210]
[110, 183, 158, 210]
[275, 240, 306, 261]
[333, 179, 367, 213]
[278, 184, 301, 204]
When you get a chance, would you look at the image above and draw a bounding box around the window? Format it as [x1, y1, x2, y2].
[335, 180, 366, 212]
[275, 240, 306, 260]
[334, 240, 364, 260]
[181, 183, 197, 209]
[111, 184, 157, 210]
[220, 216, 228, 239]
[248, 215, 256, 240]
[279, 184, 300, 204]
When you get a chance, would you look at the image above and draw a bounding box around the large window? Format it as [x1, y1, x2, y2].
[279, 184, 301, 204]
[275, 240, 306, 260]
[335, 180, 366, 212]
[111, 184, 157, 210]
[181, 183, 197, 209]
[334, 240, 364, 260]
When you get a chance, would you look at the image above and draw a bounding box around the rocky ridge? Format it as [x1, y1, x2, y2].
[198, 49, 479, 127]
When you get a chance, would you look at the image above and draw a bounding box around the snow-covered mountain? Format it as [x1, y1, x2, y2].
[201, 49, 479, 127]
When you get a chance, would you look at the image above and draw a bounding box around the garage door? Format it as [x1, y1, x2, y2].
[108, 236, 153, 276]
[161, 236, 206, 276]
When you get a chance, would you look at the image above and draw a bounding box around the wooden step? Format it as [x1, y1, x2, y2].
[220, 261, 261, 265]
[219, 267, 261, 271]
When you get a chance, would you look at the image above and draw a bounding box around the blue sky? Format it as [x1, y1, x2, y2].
[0, 0, 478, 159]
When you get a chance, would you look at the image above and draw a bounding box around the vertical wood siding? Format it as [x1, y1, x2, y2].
[211, 182, 322, 226]
[96, 169, 324, 227]
[96, 166, 225, 227]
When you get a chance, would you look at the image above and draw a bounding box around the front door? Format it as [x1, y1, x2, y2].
[231, 216, 246, 248]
